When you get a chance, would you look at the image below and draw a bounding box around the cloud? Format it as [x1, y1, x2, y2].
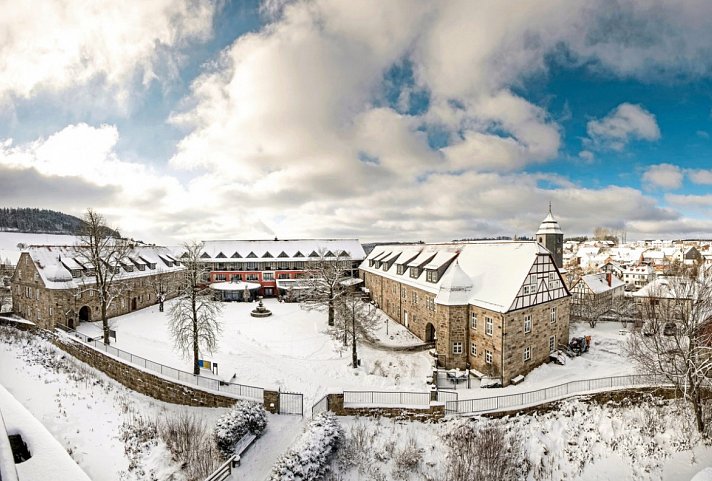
[666, 193, 712, 208]
[688, 169, 712, 185]
[585, 103, 661, 152]
[0, 0, 216, 112]
[642, 163, 684, 190]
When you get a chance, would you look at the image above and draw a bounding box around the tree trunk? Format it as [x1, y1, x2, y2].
[328, 297, 334, 326]
[192, 289, 200, 375]
[693, 390, 706, 435]
[351, 305, 358, 368]
[101, 291, 110, 345]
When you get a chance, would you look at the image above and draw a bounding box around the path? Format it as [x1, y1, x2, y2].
[229, 415, 304, 481]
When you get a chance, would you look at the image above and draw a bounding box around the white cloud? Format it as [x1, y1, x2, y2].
[0, 0, 215, 111]
[688, 169, 712, 185]
[585, 103, 661, 151]
[642, 163, 684, 190]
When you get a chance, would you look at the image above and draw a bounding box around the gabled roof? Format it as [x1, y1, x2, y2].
[195, 239, 366, 262]
[579, 273, 625, 294]
[361, 241, 559, 313]
[216, 252, 227, 258]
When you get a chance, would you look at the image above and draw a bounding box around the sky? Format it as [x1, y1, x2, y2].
[2, 0, 712, 244]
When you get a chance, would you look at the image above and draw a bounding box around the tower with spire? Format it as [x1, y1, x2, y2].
[536, 203, 564, 268]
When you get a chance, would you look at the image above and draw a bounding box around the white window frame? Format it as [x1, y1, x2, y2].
[470, 343, 477, 356]
[485, 350, 493, 364]
[453, 342, 463, 354]
[524, 315, 532, 334]
[550, 306, 557, 323]
[471, 312, 477, 330]
[549, 335, 556, 352]
[524, 346, 532, 361]
[485, 316, 493, 336]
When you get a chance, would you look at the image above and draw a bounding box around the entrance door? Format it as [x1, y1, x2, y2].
[264, 288, 273, 297]
[131, 298, 137, 311]
[425, 323, 436, 342]
[79, 306, 90, 323]
[404, 311, 409, 328]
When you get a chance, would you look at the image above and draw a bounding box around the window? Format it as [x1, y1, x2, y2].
[263, 272, 274, 281]
[411, 291, 417, 305]
[485, 316, 493, 336]
[524, 346, 532, 361]
[470, 343, 477, 356]
[410, 267, 419, 278]
[549, 335, 556, 352]
[470, 312, 477, 330]
[426, 270, 438, 283]
[215, 274, 226, 281]
[49, 307, 53, 317]
[397, 265, 405, 275]
[401, 287, 406, 299]
[524, 315, 532, 334]
[277, 273, 289, 279]
[550, 306, 557, 323]
[453, 342, 463, 354]
[485, 350, 493, 364]
[246, 274, 259, 281]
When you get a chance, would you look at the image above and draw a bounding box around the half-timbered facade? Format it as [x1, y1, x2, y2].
[360, 241, 570, 385]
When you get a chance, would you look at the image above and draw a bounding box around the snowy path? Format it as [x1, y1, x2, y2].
[230, 415, 304, 481]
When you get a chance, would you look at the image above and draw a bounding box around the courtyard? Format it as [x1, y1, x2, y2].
[76, 298, 434, 405]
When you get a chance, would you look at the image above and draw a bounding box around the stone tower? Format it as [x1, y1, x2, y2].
[536, 204, 563, 268]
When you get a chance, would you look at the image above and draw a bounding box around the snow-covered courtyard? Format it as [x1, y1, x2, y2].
[76, 298, 434, 406]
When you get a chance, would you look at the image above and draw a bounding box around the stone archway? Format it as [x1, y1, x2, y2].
[79, 306, 91, 323]
[425, 322, 436, 342]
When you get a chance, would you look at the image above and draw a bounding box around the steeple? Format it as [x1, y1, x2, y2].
[536, 204, 564, 268]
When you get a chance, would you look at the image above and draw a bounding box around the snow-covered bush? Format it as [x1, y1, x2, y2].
[270, 412, 343, 481]
[391, 436, 424, 480]
[214, 400, 267, 456]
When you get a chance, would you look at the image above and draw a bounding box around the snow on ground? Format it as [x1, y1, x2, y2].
[0, 384, 91, 481]
[331, 397, 712, 481]
[443, 320, 636, 400]
[370, 309, 426, 348]
[76, 299, 433, 406]
[0, 326, 302, 481]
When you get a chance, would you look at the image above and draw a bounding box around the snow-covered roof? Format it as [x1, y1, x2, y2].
[361, 241, 559, 313]
[24, 245, 184, 290]
[0, 231, 79, 266]
[196, 239, 365, 262]
[536, 211, 563, 235]
[632, 276, 698, 299]
[579, 273, 625, 294]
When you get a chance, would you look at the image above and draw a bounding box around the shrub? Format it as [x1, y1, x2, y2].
[214, 400, 267, 456]
[270, 412, 343, 481]
[161, 412, 223, 481]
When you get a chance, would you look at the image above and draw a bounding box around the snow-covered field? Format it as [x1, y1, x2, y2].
[331, 399, 712, 481]
[0, 326, 304, 481]
[0, 231, 77, 265]
[76, 299, 434, 406]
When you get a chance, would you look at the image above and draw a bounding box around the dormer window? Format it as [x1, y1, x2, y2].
[410, 267, 420, 278]
[426, 269, 438, 283]
[369, 259, 375, 267]
[396, 265, 405, 275]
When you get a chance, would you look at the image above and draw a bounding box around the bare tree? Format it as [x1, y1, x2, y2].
[332, 292, 379, 368]
[627, 266, 712, 435]
[572, 291, 610, 328]
[169, 242, 223, 375]
[75, 209, 130, 344]
[0, 287, 10, 313]
[300, 250, 352, 326]
[147, 268, 177, 312]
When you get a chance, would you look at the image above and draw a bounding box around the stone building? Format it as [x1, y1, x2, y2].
[11, 245, 184, 329]
[570, 272, 625, 321]
[360, 240, 570, 386]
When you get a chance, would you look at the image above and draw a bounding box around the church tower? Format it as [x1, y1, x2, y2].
[536, 204, 563, 268]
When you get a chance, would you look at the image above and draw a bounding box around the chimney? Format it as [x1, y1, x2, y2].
[606, 272, 612, 287]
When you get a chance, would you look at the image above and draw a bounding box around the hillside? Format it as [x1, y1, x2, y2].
[0, 208, 87, 234]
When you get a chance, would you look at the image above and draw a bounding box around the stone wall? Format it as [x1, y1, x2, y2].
[325, 393, 444, 420]
[47, 333, 280, 412]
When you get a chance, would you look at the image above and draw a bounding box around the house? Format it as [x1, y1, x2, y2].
[621, 265, 655, 290]
[683, 246, 702, 265]
[360, 240, 570, 386]
[192, 239, 366, 298]
[570, 272, 625, 321]
[11, 245, 184, 329]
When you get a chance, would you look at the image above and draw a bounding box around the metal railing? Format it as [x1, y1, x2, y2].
[204, 456, 238, 481]
[311, 394, 328, 417]
[343, 390, 431, 407]
[445, 374, 668, 415]
[65, 329, 264, 402]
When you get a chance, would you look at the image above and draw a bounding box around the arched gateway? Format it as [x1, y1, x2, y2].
[425, 322, 436, 342]
[79, 305, 91, 323]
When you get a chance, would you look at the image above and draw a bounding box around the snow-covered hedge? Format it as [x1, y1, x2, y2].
[214, 400, 267, 456]
[269, 412, 343, 481]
